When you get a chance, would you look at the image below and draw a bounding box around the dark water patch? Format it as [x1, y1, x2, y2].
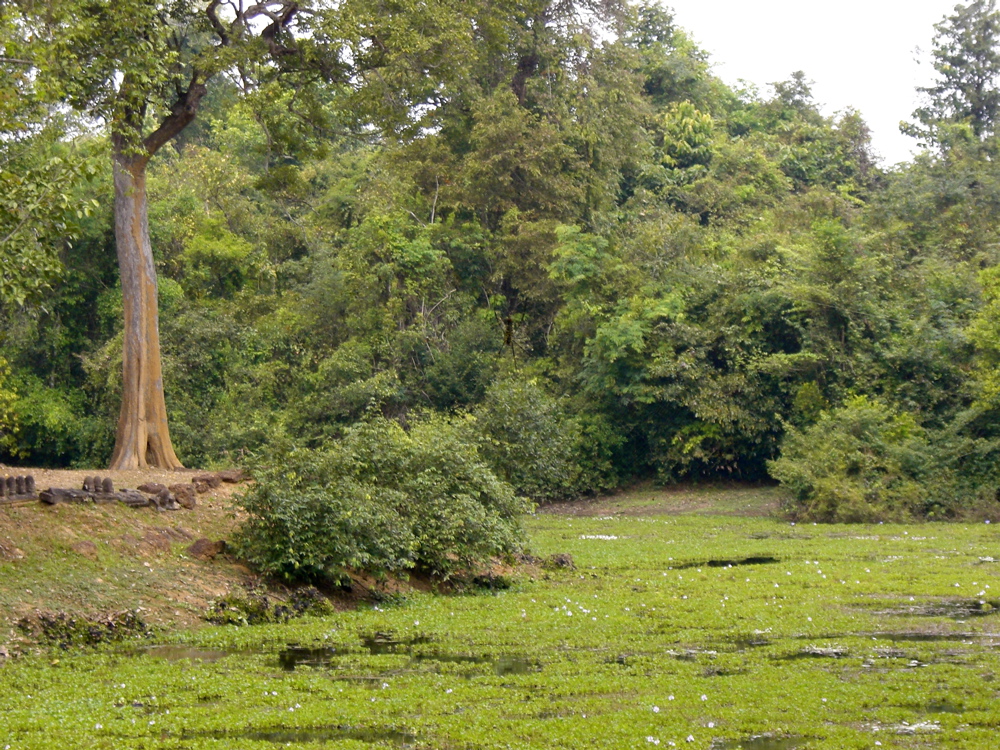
[703, 665, 744, 677]
[279, 646, 339, 670]
[674, 557, 778, 570]
[777, 646, 848, 661]
[721, 631, 994, 648]
[137, 645, 237, 663]
[711, 735, 806, 750]
[278, 638, 537, 677]
[877, 632, 982, 643]
[496, 655, 536, 676]
[413, 651, 537, 676]
[413, 651, 485, 666]
[329, 675, 394, 684]
[361, 634, 433, 655]
[730, 637, 772, 650]
[871, 599, 1000, 620]
[927, 700, 963, 714]
[186, 725, 415, 746]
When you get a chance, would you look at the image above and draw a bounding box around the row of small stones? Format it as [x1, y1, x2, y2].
[0, 475, 35, 497]
[82, 477, 114, 493]
[0, 471, 242, 501]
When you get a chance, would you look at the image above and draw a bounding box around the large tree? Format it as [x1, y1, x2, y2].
[9, 0, 324, 468]
[6, 0, 623, 468]
[908, 0, 1000, 142]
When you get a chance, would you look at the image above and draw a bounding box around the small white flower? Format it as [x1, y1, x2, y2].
[701, 695, 707, 701]
[668, 695, 675, 701]
[707, 722, 714, 728]
[94, 724, 102, 730]
[652, 706, 660, 713]
[687, 735, 695, 743]
[446, 689, 453, 694]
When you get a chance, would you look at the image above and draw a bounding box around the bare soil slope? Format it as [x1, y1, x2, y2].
[0, 466, 255, 639]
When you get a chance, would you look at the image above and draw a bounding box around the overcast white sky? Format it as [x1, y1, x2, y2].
[663, 0, 965, 166]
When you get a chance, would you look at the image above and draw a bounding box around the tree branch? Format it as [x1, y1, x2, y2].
[139, 71, 208, 162]
[245, 2, 299, 57]
[206, 0, 230, 45]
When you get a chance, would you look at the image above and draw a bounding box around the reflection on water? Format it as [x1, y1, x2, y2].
[187, 725, 416, 746]
[276, 636, 538, 677]
[711, 735, 805, 750]
[137, 645, 235, 662]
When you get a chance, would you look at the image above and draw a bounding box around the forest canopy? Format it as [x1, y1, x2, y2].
[4, 0, 1000, 525]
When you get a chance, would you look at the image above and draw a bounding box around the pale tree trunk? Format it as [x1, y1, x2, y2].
[108, 155, 183, 470]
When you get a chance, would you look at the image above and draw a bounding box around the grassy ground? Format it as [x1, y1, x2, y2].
[2, 483, 1000, 748]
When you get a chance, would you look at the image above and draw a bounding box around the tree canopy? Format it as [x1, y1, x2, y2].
[3, 1, 1000, 522]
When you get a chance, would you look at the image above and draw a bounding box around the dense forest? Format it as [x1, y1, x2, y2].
[5, 0, 1000, 542]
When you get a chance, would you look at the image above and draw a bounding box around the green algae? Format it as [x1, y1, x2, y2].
[3, 504, 1000, 748]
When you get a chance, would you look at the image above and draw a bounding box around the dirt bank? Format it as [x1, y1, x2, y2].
[0, 466, 256, 641]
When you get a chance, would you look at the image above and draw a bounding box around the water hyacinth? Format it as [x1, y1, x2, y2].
[2, 489, 1000, 748]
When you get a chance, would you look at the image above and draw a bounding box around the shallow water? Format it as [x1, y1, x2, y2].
[274, 638, 537, 677]
[711, 735, 805, 750]
[137, 645, 236, 662]
[674, 556, 779, 570]
[186, 725, 416, 746]
[869, 599, 1000, 620]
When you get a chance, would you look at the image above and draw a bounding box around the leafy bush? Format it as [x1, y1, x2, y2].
[768, 396, 937, 522]
[1, 375, 108, 467]
[234, 414, 531, 583]
[472, 378, 583, 501]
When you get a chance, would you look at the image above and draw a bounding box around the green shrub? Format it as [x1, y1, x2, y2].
[0, 357, 17, 455]
[473, 378, 582, 501]
[1, 375, 107, 467]
[234, 414, 530, 583]
[768, 396, 936, 522]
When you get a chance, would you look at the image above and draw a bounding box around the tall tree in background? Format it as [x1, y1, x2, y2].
[908, 0, 1000, 142]
[12, 0, 317, 468]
